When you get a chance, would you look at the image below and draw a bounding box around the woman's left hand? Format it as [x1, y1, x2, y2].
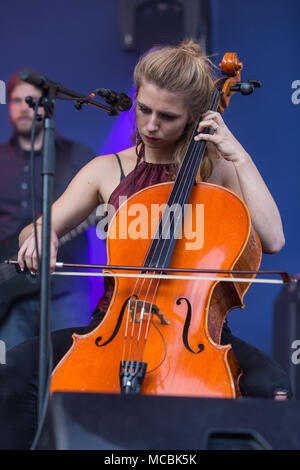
[194, 111, 248, 164]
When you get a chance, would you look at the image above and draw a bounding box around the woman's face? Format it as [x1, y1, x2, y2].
[135, 80, 190, 152]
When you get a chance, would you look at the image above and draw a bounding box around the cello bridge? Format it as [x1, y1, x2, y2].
[128, 299, 170, 325]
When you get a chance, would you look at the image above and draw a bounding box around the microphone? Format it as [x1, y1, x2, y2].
[90, 88, 132, 112]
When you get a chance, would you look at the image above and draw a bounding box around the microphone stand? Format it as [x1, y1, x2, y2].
[19, 70, 127, 432]
[38, 84, 57, 424]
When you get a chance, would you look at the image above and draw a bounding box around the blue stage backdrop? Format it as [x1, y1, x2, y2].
[0, 0, 299, 358]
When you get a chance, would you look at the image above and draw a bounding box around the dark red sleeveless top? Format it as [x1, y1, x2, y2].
[96, 153, 176, 313]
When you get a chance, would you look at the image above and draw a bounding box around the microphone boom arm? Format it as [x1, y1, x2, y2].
[19, 70, 131, 116]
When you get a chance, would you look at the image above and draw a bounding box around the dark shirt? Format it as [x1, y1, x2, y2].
[0, 133, 95, 295]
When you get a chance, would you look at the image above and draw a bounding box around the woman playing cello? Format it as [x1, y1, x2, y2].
[0, 40, 291, 449]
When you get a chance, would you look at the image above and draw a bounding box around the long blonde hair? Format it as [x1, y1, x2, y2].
[132, 39, 216, 180]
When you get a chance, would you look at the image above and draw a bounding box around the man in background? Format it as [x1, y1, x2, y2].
[0, 71, 96, 349]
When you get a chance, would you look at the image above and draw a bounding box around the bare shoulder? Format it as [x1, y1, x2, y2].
[89, 147, 137, 173]
[85, 147, 137, 203]
[117, 146, 139, 173]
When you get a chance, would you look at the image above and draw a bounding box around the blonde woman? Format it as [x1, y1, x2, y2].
[1, 41, 291, 450]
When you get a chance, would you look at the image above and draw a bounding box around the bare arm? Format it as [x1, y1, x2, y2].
[18, 155, 118, 271]
[197, 112, 285, 254]
[230, 154, 285, 253]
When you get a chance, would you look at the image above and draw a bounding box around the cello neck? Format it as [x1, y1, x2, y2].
[170, 86, 220, 199]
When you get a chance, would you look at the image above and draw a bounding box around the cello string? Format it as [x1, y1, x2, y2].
[121, 272, 146, 362]
[151, 89, 219, 268]
[125, 243, 169, 365]
[149, 88, 220, 272]
[133, 278, 161, 364]
[128, 276, 153, 362]
[121, 290, 138, 362]
[139, 90, 216, 269]
[124, 88, 220, 366]
[119, 87, 220, 370]
[134, 271, 163, 363]
[121, 257, 159, 364]
[122, 276, 167, 370]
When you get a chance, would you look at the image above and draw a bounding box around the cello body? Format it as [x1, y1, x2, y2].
[50, 181, 261, 398]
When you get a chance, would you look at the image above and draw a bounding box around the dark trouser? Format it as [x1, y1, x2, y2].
[221, 322, 291, 399]
[0, 313, 292, 450]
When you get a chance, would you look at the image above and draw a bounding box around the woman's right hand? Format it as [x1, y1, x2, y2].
[17, 224, 59, 274]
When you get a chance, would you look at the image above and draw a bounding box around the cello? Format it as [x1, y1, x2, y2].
[50, 53, 262, 399]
